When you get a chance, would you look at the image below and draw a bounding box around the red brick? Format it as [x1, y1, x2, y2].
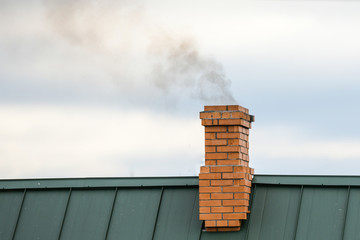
[240, 147, 249, 154]
[241, 120, 251, 128]
[217, 227, 241, 232]
[234, 206, 248, 213]
[243, 187, 251, 193]
[223, 199, 248, 206]
[222, 172, 246, 179]
[205, 126, 227, 133]
[228, 220, 241, 227]
[243, 180, 252, 187]
[239, 133, 246, 140]
[240, 140, 247, 147]
[228, 152, 242, 159]
[205, 153, 228, 160]
[211, 180, 233, 186]
[200, 200, 222, 206]
[228, 105, 248, 111]
[205, 221, 216, 227]
[205, 227, 218, 232]
[234, 193, 250, 200]
[223, 186, 250, 193]
[233, 179, 243, 186]
[217, 160, 241, 165]
[200, 112, 221, 119]
[200, 207, 211, 213]
[205, 139, 227, 146]
[211, 206, 234, 213]
[205, 133, 216, 140]
[231, 111, 246, 119]
[233, 179, 251, 187]
[216, 220, 229, 227]
[200, 213, 222, 220]
[219, 119, 242, 125]
[228, 126, 241, 132]
[199, 180, 210, 186]
[241, 107, 249, 113]
[210, 166, 233, 173]
[217, 132, 240, 139]
[241, 160, 249, 166]
[233, 166, 249, 173]
[200, 166, 210, 173]
[242, 113, 251, 121]
[199, 193, 210, 200]
[199, 187, 222, 193]
[201, 119, 214, 126]
[240, 133, 248, 140]
[205, 160, 217, 165]
[221, 112, 231, 118]
[217, 146, 240, 152]
[228, 139, 240, 145]
[199, 173, 221, 180]
[225, 105, 238, 111]
[205, 146, 216, 153]
[205, 227, 217, 232]
[223, 213, 247, 220]
[211, 193, 233, 199]
[204, 106, 227, 111]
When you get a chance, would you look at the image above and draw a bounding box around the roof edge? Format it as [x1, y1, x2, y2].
[0, 176, 199, 190]
[253, 174, 360, 186]
[2, 175, 360, 190]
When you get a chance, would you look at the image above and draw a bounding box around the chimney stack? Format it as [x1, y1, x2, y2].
[199, 105, 254, 232]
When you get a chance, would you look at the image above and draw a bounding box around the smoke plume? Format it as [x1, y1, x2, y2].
[44, 0, 237, 104]
[149, 35, 236, 103]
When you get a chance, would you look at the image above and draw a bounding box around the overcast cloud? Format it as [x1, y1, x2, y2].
[1, 0, 360, 178]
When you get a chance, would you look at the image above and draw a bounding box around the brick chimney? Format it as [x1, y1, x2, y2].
[199, 105, 254, 232]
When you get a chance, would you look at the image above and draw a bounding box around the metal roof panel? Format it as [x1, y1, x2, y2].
[59, 189, 115, 240]
[295, 186, 348, 240]
[106, 187, 162, 240]
[343, 187, 360, 239]
[246, 185, 301, 240]
[13, 190, 68, 240]
[0, 190, 24, 240]
[153, 187, 202, 240]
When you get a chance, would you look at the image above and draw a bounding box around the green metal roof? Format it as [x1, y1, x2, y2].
[1, 175, 360, 240]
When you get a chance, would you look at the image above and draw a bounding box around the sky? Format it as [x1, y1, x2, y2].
[1, 0, 360, 179]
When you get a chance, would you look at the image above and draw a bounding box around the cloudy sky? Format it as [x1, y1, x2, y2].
[1, 0, 360, 179]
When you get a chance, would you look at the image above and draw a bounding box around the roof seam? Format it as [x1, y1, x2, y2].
[11, 189, 26, 240]
[151, 186, 164, 240]
[340, 186, 351, 239]
[104, 187, 118, 240]
[57, 188, 72, 240]
[293, 185, 304, 240]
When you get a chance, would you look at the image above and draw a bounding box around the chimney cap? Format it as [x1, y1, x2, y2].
[200, 105, 254, 128]
[204, 105, 249, 113]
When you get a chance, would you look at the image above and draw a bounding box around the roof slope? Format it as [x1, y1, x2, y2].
[1, 175, 360, 240]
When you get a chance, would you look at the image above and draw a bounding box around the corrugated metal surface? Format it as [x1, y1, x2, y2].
[106, 188, 161, 239]
[1, 176, 360, 240]
[14, 190, 68, 240]
[153, 187, 202, 240]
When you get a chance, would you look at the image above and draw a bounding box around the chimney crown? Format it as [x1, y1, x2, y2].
[200, 105, 254, 128]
